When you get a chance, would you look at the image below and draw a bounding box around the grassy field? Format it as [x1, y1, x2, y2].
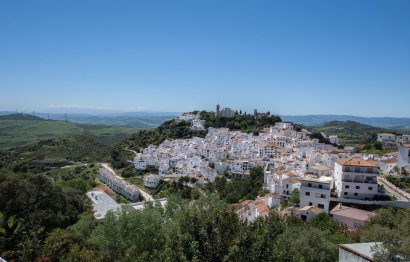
[0, 119, 138, 149]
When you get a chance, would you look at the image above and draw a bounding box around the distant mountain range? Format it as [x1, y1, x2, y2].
[281, 115, 410, 130]
[0, 111, 180, 128]
[2, 111, 410, 131]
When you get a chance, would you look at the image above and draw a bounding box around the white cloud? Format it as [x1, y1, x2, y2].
[46, 104, 113, 110]
[126, 106, 145, 111]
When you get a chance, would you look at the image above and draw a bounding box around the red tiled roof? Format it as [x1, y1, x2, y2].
[336, 157, 379, 168]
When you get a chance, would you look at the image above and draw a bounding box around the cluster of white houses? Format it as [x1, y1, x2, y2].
[177, 113, 206, 130]
[131, 115, 410, 228]
[240, 156, 384, 227]
[134, 122, 341, 184]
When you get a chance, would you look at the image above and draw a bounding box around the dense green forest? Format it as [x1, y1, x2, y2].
[1, 166, 409, 262]
[198, 111, 283, 133]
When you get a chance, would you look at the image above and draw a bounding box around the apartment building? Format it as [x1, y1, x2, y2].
[334, 157, 379, 200]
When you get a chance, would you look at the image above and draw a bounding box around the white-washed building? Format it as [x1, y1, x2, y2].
[334, 157, 379, 200]
[300, 175, 332, 212]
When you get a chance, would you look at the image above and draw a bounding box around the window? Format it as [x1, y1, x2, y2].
[308, 183, 312, 187]
[344, 192, 348, 195]
[305, 192, 310, 196]
[286, 184, 289, 188]
[318, 204, 324, 209]
[320, 194, 326, 199]
[356, 186, 360, 189]
[354, 193, 358, 196]
[319, 184, 322, 189]
[368, 187, 373, 190]
[309, 202, 313, 206]
[345, 185, 350, 189]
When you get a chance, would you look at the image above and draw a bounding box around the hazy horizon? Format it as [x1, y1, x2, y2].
[2, 108, 410, 120]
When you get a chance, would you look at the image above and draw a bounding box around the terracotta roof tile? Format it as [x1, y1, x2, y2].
[336, 157, 379, 168]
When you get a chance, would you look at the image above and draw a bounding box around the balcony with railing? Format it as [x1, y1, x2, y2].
[342, 167, 379, 174]
[342, 171, 379, 179]
[342, 176, 377, 184]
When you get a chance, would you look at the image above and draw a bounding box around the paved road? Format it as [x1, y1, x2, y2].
[100, 163, 154, 201]
[61, 163, 88, 169]
[124, 148, 139, 157]
[378, 176, 410, 201]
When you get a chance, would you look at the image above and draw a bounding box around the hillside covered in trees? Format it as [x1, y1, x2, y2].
[311, 120, 407, 146]
[0, 114, 137, 149]
[197, 110, 283, 133]
[2, 169, 409, 262]
[0, 135, 112, 174]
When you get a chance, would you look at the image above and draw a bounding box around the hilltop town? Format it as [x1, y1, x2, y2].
[90, 106, 410, 229]
[2, 107, 410, 261]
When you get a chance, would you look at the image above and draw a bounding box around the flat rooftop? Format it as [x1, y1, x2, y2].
[330, 204, 374, 221]
[302, 175, 332, 184]
[86, 190, 122, 220]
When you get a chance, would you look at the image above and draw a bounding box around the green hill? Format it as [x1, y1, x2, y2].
[0, 135, 112, 173]
[0, 113, 45, 121]
[0, 116, 138, 149]
[198, 111, 283, 133]
[311, 120, 402, 146]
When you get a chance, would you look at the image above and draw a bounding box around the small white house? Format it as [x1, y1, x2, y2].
[329, 135, 339, 145]
[282, 177, 301, 198]
[299, 175, 332, 212]
[134, 158, 147, 170]
[144, 175, 161, 188]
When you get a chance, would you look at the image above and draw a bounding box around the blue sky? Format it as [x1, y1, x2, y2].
[1, 0, 409, 116]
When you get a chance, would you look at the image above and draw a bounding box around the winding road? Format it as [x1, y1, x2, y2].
[378, 176, 410, 201]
